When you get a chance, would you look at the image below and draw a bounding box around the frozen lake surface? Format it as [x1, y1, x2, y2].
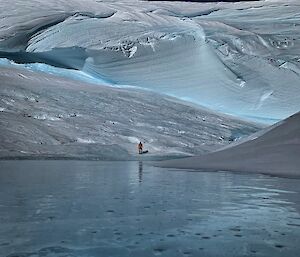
[0, 161, 300, 257]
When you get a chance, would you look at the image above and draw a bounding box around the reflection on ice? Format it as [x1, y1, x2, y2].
[0, 160, 300, 257]
[138, 161, 143, 183]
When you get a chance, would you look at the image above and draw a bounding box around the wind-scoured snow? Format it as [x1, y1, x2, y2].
[0, 66, 260, 160]
[0, 0, 300, 122]
[159, 111, 300, 178]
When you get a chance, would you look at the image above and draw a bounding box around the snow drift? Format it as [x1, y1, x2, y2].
[159, 111, 300, 178]
[0, 0, 300, 122]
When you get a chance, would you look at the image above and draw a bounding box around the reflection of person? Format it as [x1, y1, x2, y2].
[138, 141, 143, 154]
[138, 161, 143, 183]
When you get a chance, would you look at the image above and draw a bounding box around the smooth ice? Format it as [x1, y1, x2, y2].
[1, 161, 300, 257]
[160, 111, 300, 178]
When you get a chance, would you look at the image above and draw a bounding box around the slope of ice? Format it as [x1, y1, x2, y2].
[0, 58, 110, 86]
[159, 111, 300, 178]
[0, 66, 260, 160]
[0, 0, 300, 122]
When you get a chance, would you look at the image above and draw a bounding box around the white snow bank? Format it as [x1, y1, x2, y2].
[33, 114, 61, 121]
[77, 138, 95, 144]
[159, 112, 300, 178]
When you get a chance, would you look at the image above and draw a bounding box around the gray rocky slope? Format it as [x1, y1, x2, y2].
[0, 67, 260, 160]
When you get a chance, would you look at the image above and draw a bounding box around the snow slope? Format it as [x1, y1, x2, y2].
[159, 111, 300, 178]
[0, 0, 300, 122]
[0, 66, 260, 160]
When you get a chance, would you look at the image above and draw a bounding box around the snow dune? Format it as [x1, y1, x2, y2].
[0, 0, 300, 122]
[159, 111, 300, 178]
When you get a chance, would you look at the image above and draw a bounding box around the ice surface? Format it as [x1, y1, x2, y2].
[0, 66, 260, 160]
[1, 160, 300, 257]
[1, 0, 300, 122]
[159, 111, 300, 178]
[0, 58, 111, 86]
[1, 2, 300, 256]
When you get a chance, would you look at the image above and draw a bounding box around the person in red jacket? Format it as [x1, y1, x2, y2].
[138, 141, 143, 154]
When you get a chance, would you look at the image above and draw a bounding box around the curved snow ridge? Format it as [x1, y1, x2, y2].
[25, 7, 200, 52]
[0, 12, 116, 52]
[0, 0, 116, 51]
[149, 7, 222, 18]
[21, 14, 248, 117]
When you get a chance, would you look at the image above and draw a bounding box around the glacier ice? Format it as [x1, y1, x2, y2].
[0, 66, 260, 160]
[0, 0, 300, 122]
[1, 160, 300, 257]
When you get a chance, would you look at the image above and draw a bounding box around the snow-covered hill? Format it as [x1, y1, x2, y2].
[159, 111, 300, 178]
[0, 66, 259, 160]
[0, 0, 300, 122]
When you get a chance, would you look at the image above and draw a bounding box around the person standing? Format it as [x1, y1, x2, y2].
[138, 141, 143, 154]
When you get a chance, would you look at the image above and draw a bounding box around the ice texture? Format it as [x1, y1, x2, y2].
[1, 160, 300, 257]
[0, 66, 260, 160]
[0, 0, 300, 122]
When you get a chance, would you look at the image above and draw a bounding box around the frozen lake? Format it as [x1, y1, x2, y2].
[0, 161, 300, 257]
